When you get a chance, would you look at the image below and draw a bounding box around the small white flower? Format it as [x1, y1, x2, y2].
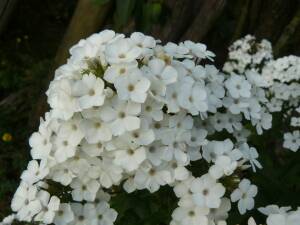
[184, 40, 215, 60]
[29, 121, 52, 160]
[291, 117, 300, 127]
[130, 32, 156, 56]
[11, 182, 42, 222]
[0, 214, 15, 225]
[53, 203, 74, 225]
[164, 42, 190, 58]
[105, 38, 141, 64]
[171, 205, 209, 225]
[47, 79, 78, 120]
[113, 145, 146, 172]
[51, 163, 75, 186]
[141, 97, 164, 121]
[230, 179, 257, 215]
[145, 58, 178, 85]
[239, 143, 262, 172]
[104, 62, 137, 84]
[100, 97, 141, 135]
[225, 74, 251, 99]
[283, 130, 300, 152]
[70, 203, 96, 225]
[72, 74, 105, 109]
[191, 174, 225, 208]
[80, 118, 112, 144]
[115, 68, 150, 103]
[93, 201, 118, 225]
[21, 160, 49, 185]
[35, 191, 60, 224]
[53, 133, 79, 163]
[134, 162, 171, 192]
[178, 78, 208, 114]
[209, 156, 237, 179]
[70, 177, 100, 201]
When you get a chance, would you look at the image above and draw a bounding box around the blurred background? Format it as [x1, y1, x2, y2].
[0, 0, 300, 224]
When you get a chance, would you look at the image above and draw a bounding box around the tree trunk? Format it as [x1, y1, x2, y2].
[0, 0, 18, 36]
[32, 0, 112, 126]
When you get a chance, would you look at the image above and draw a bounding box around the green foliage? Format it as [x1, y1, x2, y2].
[111, 186, 177, 225]
[113, 0, 164, 32]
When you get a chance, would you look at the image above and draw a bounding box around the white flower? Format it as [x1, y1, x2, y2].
[184, 40, 215, 60]
[93, 201, 118, 225]
[72, 74, 105, 109]
[223, 97, 249, 114]
[29, 121, 52, 160]
[164, 42, 190, 58]
[283, 130, 300, 152]
[173, 176, 195, 198]
[291, 117, 300, 127]
[47, 79, 78, 120]
[239, 143, 262, 172]
[178, 77, 208, 114]
[58, 115, 84, 146]
[141, 97, 164, 121]
[70, 203, 96, 225]
[171, 205, 209, 225]
[167, 160, 190, 181]
[165, 82, 181, 113]
[21, 160, 49, 185]
[104, 62, 137, 84]
[120, 127, 155, 148]
[81, 140, 104, 157]
[51, 163, 75, 186]
[100, 97, 141, 135]
[248, 217, 257, 225]
[53, 203, 74, 225]
[71, 177, 100, 201]
[11, 182, 42, 221]
[202, 139, 242, 163]
[105, 38, 141, 64]
[258, 205, 291, 216]
[35, 191, 60, 224]
[53, 133, 79, 163]
[266, 211, 300, 225]
[115, 68, 150, 103]
[0, 214, 15, 225]
[209, 156, 237, 179]
[80, 118, 112, 143]
[145, 58, 178, 85]
[191, 174, 225, 208]
[208, 198, 231, 223]
[130, 32, 156, 56]
[225, 74, 251, 99]
[134, 163, 171, 193]
[230, 179, 257, 215]
[186, 128, 207, 147]
[113, 145, 146, 172]
[146, 141, 169, 166]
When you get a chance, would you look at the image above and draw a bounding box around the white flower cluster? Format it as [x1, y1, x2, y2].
[248, 205, 300, 225]
[2, 30, 299, 225]
[225, 35, 300, 153]
[223, 35, 273, 74]
[262, 55, 300, 85]
[263, 56, 300, 152]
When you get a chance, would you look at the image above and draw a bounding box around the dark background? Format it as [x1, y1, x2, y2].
[0, 0, 300, 224]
